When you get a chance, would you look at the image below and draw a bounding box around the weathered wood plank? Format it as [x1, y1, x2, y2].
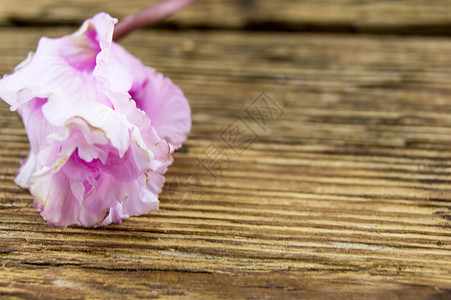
[1, 0, 451, 33]
[0, 28, 451, 298]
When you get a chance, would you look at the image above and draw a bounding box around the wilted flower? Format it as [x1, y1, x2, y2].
[0, 13, 191, 227]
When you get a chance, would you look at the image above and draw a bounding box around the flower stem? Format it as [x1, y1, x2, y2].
[113, 0, 198, 41]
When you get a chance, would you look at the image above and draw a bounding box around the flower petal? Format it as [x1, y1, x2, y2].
[30, 169, 80, 227]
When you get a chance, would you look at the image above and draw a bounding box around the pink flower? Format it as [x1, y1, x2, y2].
[0, 13, 191, 227]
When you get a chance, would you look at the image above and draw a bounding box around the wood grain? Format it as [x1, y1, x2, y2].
[1, 0, 451, 33]
[1, 28, 451, 298]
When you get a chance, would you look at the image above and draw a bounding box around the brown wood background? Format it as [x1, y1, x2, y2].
[2, 0, 451, 32]
[1, 1, 451, 299]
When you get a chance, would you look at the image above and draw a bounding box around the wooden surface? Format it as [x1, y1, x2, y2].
[2, 0, 451, 34]
[1, 1, 451, 299]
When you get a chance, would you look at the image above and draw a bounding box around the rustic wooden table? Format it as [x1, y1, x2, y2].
[1, 1, 451, 299]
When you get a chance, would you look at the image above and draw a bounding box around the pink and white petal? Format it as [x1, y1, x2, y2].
[94, 51, 151, 133]
[0, 39, 86, 110]
[61, 153, 98, 182]
[145, 170, 166, 195]
[78, 194, 110, 227]
[30, 170, 80, 227]
[109, 42, 148, 86]
[59, 12, 116, 74]
[15, 151, 39, 188]
[130, 69, 191, 150]
[136, 125, 171, 164]
[101, 149, 142, 182]
[98, 42, 191, 152]
[38, 117, 110, 168]
[89, 13, 117, 55]
[41, 93, 133, 157]
[122, 175, 159, 216]
[70, 180, 85, 204]
[78, 172, 119, 227]
[57, 118, 110, 164]
[61, 12, 116, 74]
[17, 98, 58, 152]
[101, 202, 128, 226]
[0, 13, 116, 111]
[94, 44, 134, 95]
[130, 132, 153, 172]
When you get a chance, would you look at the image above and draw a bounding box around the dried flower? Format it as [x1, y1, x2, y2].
[0, 13, 191, 227]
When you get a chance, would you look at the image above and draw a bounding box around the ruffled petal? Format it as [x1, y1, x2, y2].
[30, 169, 80, 227]
[130, 69, 191, 151]
[122, 174, 159, 216]
[15, 151, 39, 188]
[109, 41, 191, 151]
[17, 98, 58, 152]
